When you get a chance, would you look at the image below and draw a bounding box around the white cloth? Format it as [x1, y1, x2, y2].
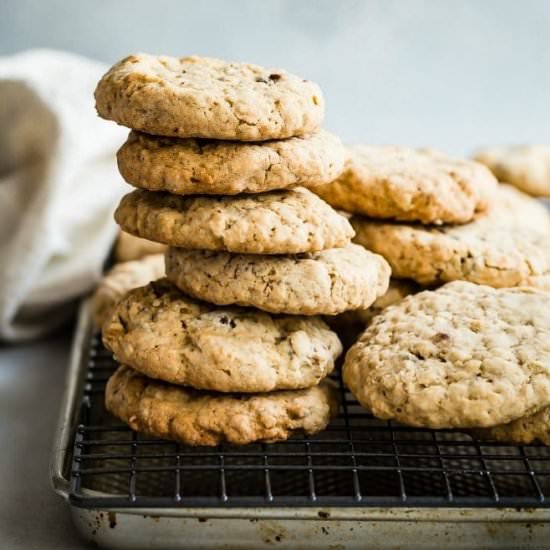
[0, 49, 127, 341]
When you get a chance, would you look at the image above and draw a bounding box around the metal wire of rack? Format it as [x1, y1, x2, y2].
[69, 333, 550, 509]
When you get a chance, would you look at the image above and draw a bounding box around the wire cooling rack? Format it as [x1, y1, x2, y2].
[69, 333, 550, 509]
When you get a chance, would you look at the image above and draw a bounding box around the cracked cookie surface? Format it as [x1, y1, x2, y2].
[343, 281, 550, 428]
[115, 187, 354, 254]
[312, 146, 497, 224]
[106, 365, 339, 445]
[474, 144, 550, 197]
[95, 54, 324, 140]
[102, 280, 342, 392]
[118, 130, 345, 195]
[352, 185, 550, 288]
[165, 244, 391, 315]
[91, 254, 165, 328]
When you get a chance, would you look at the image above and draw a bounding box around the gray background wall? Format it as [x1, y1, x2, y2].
[1, 0, 549, 154]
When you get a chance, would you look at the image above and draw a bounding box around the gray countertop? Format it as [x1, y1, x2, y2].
[0, 330, 88, 549]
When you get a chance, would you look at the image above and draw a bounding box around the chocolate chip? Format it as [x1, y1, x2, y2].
[256, 74, 281, 84]
[118, 315, 128, 332]
[149, 281, 162, 298]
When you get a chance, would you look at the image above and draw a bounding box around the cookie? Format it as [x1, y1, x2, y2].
[352, 185, 550, 289]
[114, 231, 167, 262]
[117, 130, 346, 195]
[488, 183, 550, 231]
[106, 365, 339, 446]
[473, 406, 550, 446]
[343, 281, 550, 429]
[312, 146, 497, 224]
[165, 244, 391, 316]
[474, 144, 550, 197]
[115, 187, 354, 254]
[95, 54, 324, 140]
[91, 254, 165, 328]
[102, 279, 342, 393]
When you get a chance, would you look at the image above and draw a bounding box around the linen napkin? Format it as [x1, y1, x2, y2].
[0, 49, 127, 341]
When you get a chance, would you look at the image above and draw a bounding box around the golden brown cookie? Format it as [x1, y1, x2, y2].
[102, 280, 342, 393]
[165, 244, 391, 316]
[343, 282, 550, 429]
[474, 144, 550, 197]
[117, 130, 345, 195]
[352, 185, 550, 289]
[106, 366, 339, 446]
[95, 54, 324, 140]
[312, 145, 497, 224]
[115, 187, 354, 254]
[473, 406, 550, 446]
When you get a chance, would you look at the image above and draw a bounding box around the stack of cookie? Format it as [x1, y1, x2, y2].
[315, 144, 550, 291]
[313, 145, 550, 444]
[94, 54, 392, 446]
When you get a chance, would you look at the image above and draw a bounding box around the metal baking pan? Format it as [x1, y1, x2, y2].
[50, 299, 550, 548]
